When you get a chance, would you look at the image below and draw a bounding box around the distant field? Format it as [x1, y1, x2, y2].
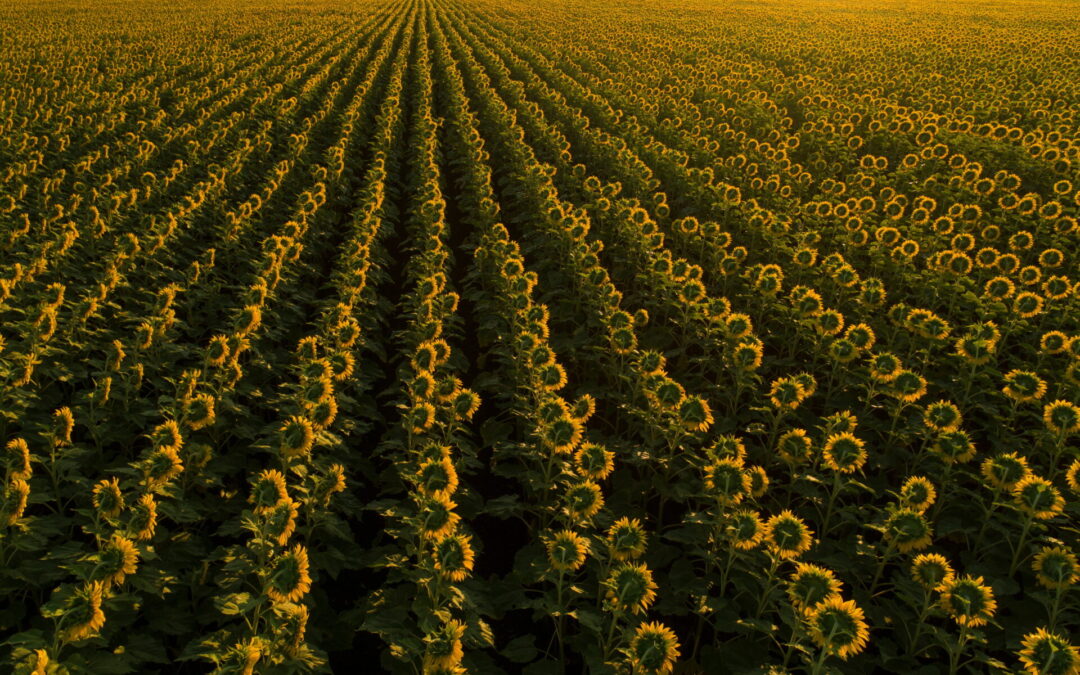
[0, 0, 1078, 673]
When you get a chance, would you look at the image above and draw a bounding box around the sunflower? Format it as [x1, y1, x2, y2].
[1032, 546, 1079, 590]
[787, 563, 843, 614]
[1040, 331, 1070, 355]
[764, 510, 814, 560]
[91, 477, 124, 519]
[416, 457, 458, 499]
[565, 481, 604, 521]
[265, 545, 311, 604]
[279, 416, 315, 459]
[264, 497, 299, 545]
[1067, 459, 1080, 495]
[607, 517, 648, 561]
[899, 476, 936, 513]
[62, 582, 106, 642]
[727, 509, 765, 550]
[1013, 476, 1065, 520]
[52, 407, 74, 446]
[575, 443, 615, 480]
[144, 446, 183, 488]
[891, 370, 927, 403]
[542, 413, 583, 454]
[2, 478, 30, 526]
[822, 433, 867, 473]
[313, 464, 347, 506]
[921, 400, 962, 433]
[868, 351, 903, 383]
[675, 395, 712, 432]
[149, 420, 182, 454]
[1044, 401, 1080, 436]
[769, 377, 806, 411]
[707, 435, 747, 464]
[1018, 627, 1080, 675]
[1003, 371, 1049, 403]
[932, 429, 977, 464]
[5, 438, 32, 480]
[803, 597, 869, 661]
[884, 506, 932, 552]
[980, 452, 1031, 491]
[911, 553, 955, 590]
[419, 494, 460, 541]
[278, 603, 309, 657]
[423, 619, 466, 672]
[96, 534, 139, 587]
[939, 575, 997, 627]
[434, 533, 475, 582]
[129, 493, 157, 541]
[546, 529, 590, 572]
[605, 563, 658, 615]
[627, 622, 680, 675]
[777, 429, 813, 465]
[704, 459, 751, 506]
[823, 410, 859, 435]
[251, 470, 289, 514]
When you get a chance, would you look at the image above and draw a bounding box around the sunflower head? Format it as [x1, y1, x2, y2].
[419, 494, 459, 541]
[706, 435, 747, 464]
[91, 477, 124, 519]
[899, 476, 936, 513]
[62, 582, 106, 643]
[932, 429, 977, 464]
[911, 553, 954, 590]
[574, 443, 614, 480]
[727, 509, 765, 550]
[265, 545, 311, 604]
[806, 597, 869, 660]
[923, 401, 963, 433]
[980, 452, 1030, 491]
[1018, 628, 1080, 675]
[1013, 475, 1065, 520]
[787, 563, 843, 613]
[605, 563, 658, 615]
[423, 619, 466, 671]
[764, 510, 814, 560]
[607, 517, 648, 561]
[939, 575, 996, 627]
[251, 470, 288, 514]
[678, 396, 713, 432]
[565, 481, 604, 521]
[823, 432, 867, 473]
[884, 507, 933, 553]
[627, 621, 680, 674]
[279, 416, 315, 459]
[1044, 400, 1080, 436]
[434, 533, 475, 583]
[546, 529, 590, 572]
[1033, 546, 1079, 590]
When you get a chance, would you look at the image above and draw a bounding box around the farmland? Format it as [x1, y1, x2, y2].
[1, 0, 1079, 672]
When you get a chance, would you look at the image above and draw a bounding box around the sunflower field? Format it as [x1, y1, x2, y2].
[1, 0, 1079, 672]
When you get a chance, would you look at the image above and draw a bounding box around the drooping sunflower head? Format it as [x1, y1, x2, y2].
[891, 370, 927, 404]
[923, 400, 963, 433]
[1013, 475, 1065, 520]
[1018, 627, 1080, 675]
[931, 429, 977, 464]
[806, 597, 869, 660]
[727, 509, 765, 550]
[787, 563, 843, 613]
[884, 507, 933, 553]
[62, 581, 106, 643]
[265, 545, 311, 604]
[279, 416, 315, 459]
[251, 470, 288, 514]
[264, 497, 299, 546]
[1032, 546, 1079, 590]
[418, 494, 459, 541]
[777, 429, 813, 465]
[416, 458, 458, 499]
[422, 619, 466, 672]
[707, 435, 747, 465]
[980, 452, 1030, 491]
[703, 459, 751, 506]
[822, 433, 867, 474]
[1003, 370, 1048, 403]
[769, 377, 806, 411]
[627, 621, 680, 674]
[565, 481, 604, 522]
[605, 563, 658, 615]
[746, 465, 769, 498]
[677, 396, 713, 432]
[899, 476, 936, 513]
[434, 533, 475, 583]
[96, 534, 139, 587]
[1044, 400, 1080, 436]
[5, 438, 32, 481]
[1067, 459, 1080, 495]
[91, 477, 124, 519]
[128, 493, 157, 542]
[764, 510, 814, 560]
[574, 443, 615, 481]
[911, 553, 954, 590]
[545, 529, 590, 572]
[607, 517, 648, 561]
[939, 575, 996, 627]
[868, 351, 903, 383]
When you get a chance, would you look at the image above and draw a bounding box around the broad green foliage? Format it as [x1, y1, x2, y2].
[0, 0, 1078, 673]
